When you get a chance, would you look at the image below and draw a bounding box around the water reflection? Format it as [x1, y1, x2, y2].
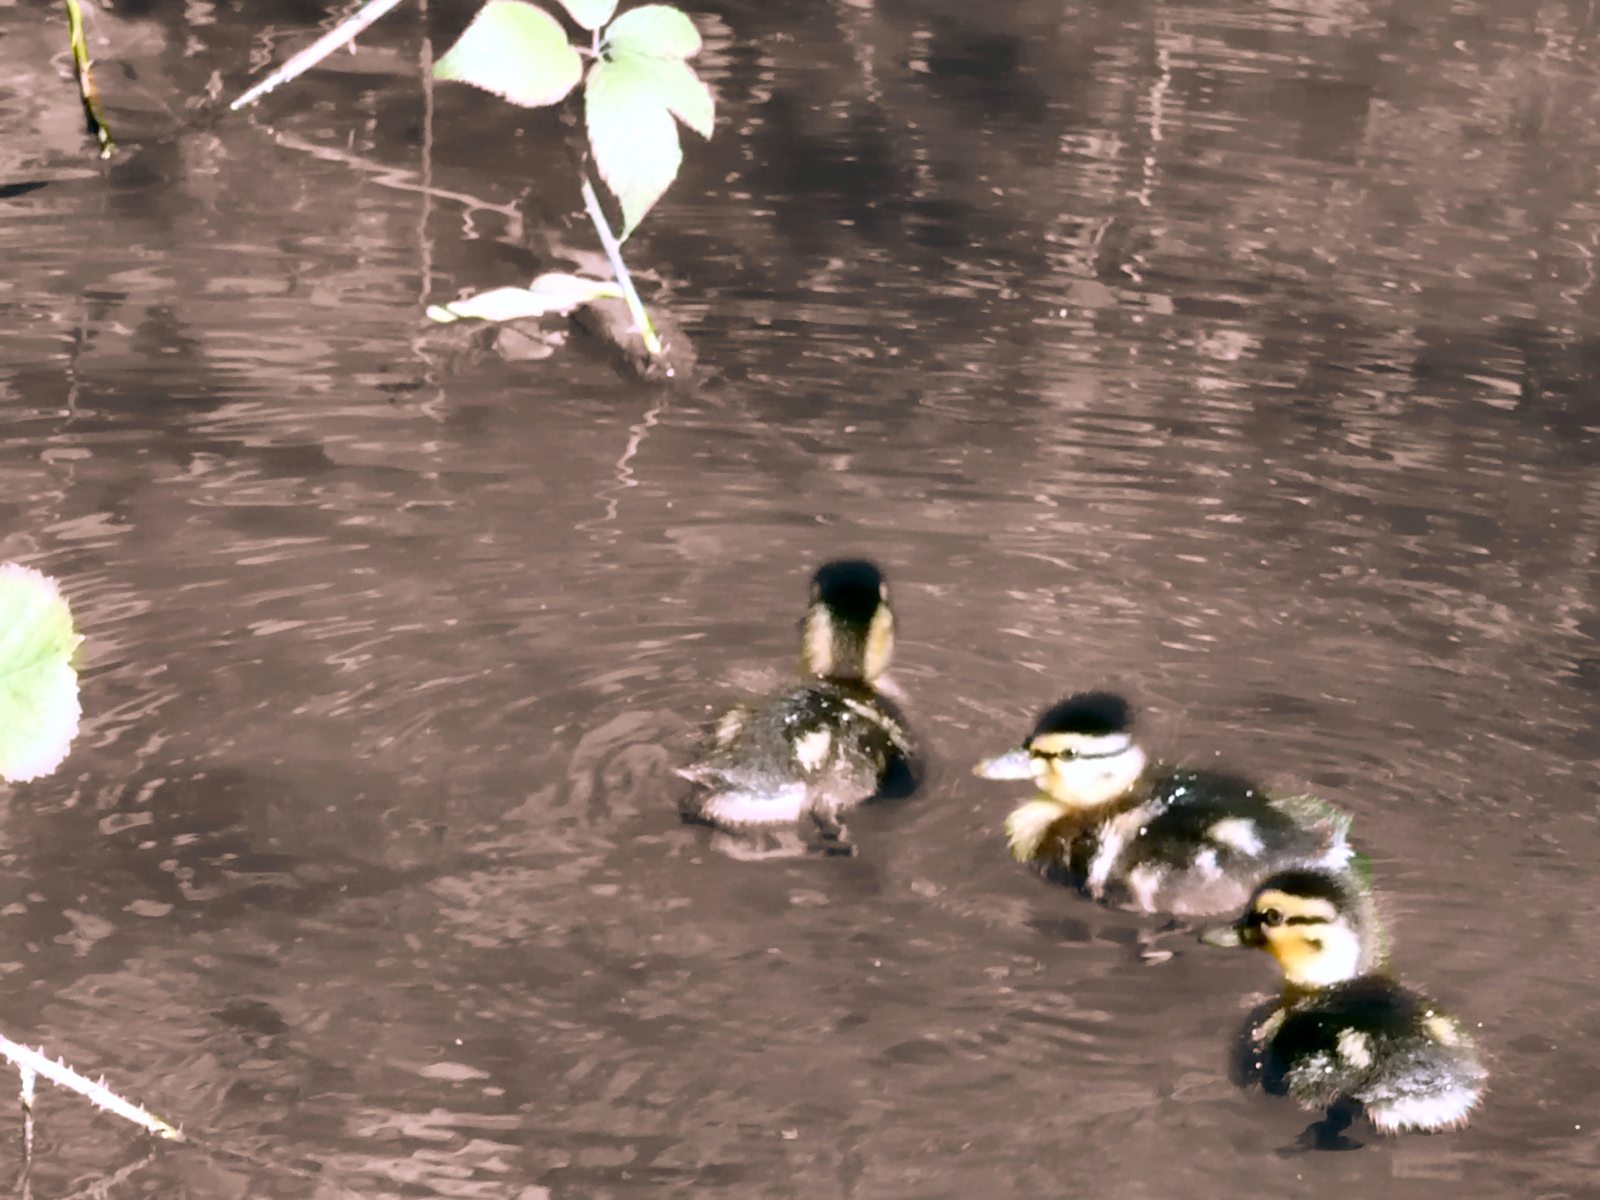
[1, 0, 1599, 1193]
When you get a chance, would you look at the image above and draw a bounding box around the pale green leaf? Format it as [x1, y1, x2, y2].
[603, 4, 701, 58]
[528, 272, 626, 304]
[554, 0, 619, 30]
[433, 0, 582, 108]
[427, 276, 623, 323]
[610, 51, 713, 138]
[601, 3, 700, 58]
[0, 564, 82, 783]
[586, 56, 682, 237]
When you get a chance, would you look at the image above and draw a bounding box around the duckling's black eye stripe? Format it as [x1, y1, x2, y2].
[1283, 915, 1329, 926]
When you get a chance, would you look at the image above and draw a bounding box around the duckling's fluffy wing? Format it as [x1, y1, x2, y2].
[1352, 1005, 1485, 1132]
[1252, 976, 1485, 1132]
[1139, 780, 1350, 876]
[1071, 770, 1353, 914]
[679, 683, 912, 829]
[1140, 771, 1347, 867]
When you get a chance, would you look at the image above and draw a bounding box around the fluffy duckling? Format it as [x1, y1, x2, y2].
[677, 560, 914, 856]
[974, 692, 1352, 915]
[1204, 868, 1486, 1135]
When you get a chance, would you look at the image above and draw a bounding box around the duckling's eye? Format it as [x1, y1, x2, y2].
[1260, 907, 1284, 928]
[1036, 748, 1078, 763]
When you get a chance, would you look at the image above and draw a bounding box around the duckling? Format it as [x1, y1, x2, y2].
[677, 560, 915, 857]
[974, 692, 1352, 915]
[1203, 867, 1486, 1135]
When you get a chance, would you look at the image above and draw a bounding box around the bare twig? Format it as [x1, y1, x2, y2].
[231, 0, 407, 110]
[0, 1035, 180, 1141]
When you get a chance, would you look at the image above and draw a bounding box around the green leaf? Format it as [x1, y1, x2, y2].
[427, 275, 623, 323]
[603, 4, 702, 58]
[586, 55, 682, 237]
[554, 0, 619, 30]
[615, 52, 713, 138]
[433, 0, 583, 108]
[0, 565, 83, 783]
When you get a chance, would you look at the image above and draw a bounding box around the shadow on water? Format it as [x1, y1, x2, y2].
[3, 0, 1600, 1195]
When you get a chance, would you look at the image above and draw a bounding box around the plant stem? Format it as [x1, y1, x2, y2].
[18, 1064, 34, 1185]
[581, 177, 661, 358]
[64, 0, 113, 158]
[0, 1035, 181, 1140]
[230, 0, 407, 110]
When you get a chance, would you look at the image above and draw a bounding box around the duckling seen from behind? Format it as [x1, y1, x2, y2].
[975, 692, 1353, 915]
[677, 560, 915, 857]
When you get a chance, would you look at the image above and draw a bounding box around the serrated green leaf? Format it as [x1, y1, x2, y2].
[603, 4, 701, 58]
[609, 50, 713, 137]
[586, 56, 682, 237]
[554, 0, 619, 30]
[0, 564, 82, 783]
[433, 0, 583, 108]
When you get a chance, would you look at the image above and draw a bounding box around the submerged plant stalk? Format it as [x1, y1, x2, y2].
[231, 0, 407, 110]
[0, 1035, 180, 1140]
[581, 177, 661, 358]
[64, 0, 113, 158]
[17, 1063, 34, 1182]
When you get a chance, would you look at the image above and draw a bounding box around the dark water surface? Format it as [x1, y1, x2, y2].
[4, 0, 1600, 1195]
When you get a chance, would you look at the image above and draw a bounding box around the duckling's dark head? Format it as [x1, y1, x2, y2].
[800, 560, 893, 683]
[1219, 866, 1385, 988]
[1028, 691, 1133, 743]
[1018, 691, 1144, 807]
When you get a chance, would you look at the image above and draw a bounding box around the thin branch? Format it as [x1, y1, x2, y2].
[231, 0, 407, 110]
[0, 1035, 180, 1141]
[581, 177, 661, 357]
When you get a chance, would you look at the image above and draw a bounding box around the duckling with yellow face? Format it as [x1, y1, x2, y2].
[677, 560, 915, 856]
[975, 692, 1353, 915]
[1204, 868, 1486, 1135]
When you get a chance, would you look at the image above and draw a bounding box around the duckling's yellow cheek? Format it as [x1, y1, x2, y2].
[864, 608, 894, 679]
[1039, 759, 1072, 797]
[1265, 931, 1317, 974]
[803, 608, 835, 676]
